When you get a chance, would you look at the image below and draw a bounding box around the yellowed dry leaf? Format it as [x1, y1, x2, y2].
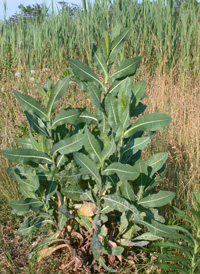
[78, 202, 97, 217]
[38, 244, 70, 262]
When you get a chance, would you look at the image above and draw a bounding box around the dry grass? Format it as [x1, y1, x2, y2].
[139, 67, 200, 204]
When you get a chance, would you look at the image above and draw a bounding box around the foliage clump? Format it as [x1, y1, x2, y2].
[2, 28, 177, 271]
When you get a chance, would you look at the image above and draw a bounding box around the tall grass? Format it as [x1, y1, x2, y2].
[0, 0, 199, 75]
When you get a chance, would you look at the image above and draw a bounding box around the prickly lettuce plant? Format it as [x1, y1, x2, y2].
[155, 191, 200, 274]
[2, 28, 177, 271]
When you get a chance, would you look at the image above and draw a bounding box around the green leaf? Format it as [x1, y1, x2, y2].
[103, 31, 111, 59]
[100, 138, 116, 162]
[47, 77, 69, 116]
[36, 83, 49, 101]
[7, 165, 36, 198]
[87, 83, 102, 110]
[52, 109, 81, 129]
[121, 136, 151, 157]
[138, 191, 175, 207]
[105, 94, 119, 129]
[75, 216, 93, 233]
[45, 181, 57, 202]
[84, 127, 102, 163]
[69, 59, 103, 88]
[16, 138, 33, 149]
[115, 107, 130, 140]
[36, 136, 50, 154]
[25, 111, 49, 137]
[108, 77, 130, 96]
[74, 152, 101, 186]
[103, 162, 140, 181]
[51, 133, 84, 155]
[99, 256, 119, 273]
[2, 148, 52, 165]
[92, 44, 108, 78]
[18, 215, 53, 236]
[62, 185, 84, 201]
[92, 226, 103, 259]
[133, 232, 163, 241]
[131, 80, 146, 107]
[9, 198, 43, 215]
[102, 246, 124, 256]
[78, 110, 98, 124]
[108, 28, 132, 65]
[124, 113, 172, 138]
[103, 195, 139, 219]
[111, 57, 142, 80]
[13, 90, 48, 121]
[120, 181, 136, 201]
[57, 191, 73, 219]
[146, 152, 168, 176]
[141, 220, 179, 237]
[130, 102, 147, 117]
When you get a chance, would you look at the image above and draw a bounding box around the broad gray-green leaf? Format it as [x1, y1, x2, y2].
[7, 165, 35, 198]
[84, 127, 101, 163]
[80, 190, 95, 203]
[9, 198, 43, 215]
[2, 148, 52, 165]
[103, 162, 140, 181]
[103, 195, 139, 220]
[13, 90, 48, 121]
[138, 191, 175, 208]
[133, 232, 163, 241]
[146, 152, 168, 176]
[51, 133, 84, 155]
[111, 57, 142, 80]
[36, 83, 49, 101]
[62, 185, 84, 201]
[52, 109, 81, 129]
[103, 31, 111, 59]
[99, 256, 119, 273]
[47, 76, 69, 116]
[124, 113, 172, 138]
[131, 80, 146, 107]
[115, 107, 130, 140]
[18, 215, 53, 236]
[120, 181, 136, 201]
[108, 77, 130, 96]
[102, 246, 124, 256]
[130, 102, 147, 117]
[92, 44, 108, 78]
[25, 111, 49, 137]
[118, 86, 131, 117]
[92, 225, 103, 259]
[87, 83, 102, 110]
[59, 204, 73, 219]
[100, 138, 116, 162]
[36, 136, 50, 154]
[105, 94, 119, 129]
[45, 181, 57, 202]
[16, 138, 33, 149]
[74, 152, 101, 185]
[121, 136, 151, 157]
[120, 240, 149, 247]
[69, 59, 103, 88]
[108, 28, 132, 65]
[78, 110, 98, 124]
[75, 216, 93, 233]
[141, 220, 179, 237]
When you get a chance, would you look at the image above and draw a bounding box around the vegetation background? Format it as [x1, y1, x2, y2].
[0, 0, 199, 273]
